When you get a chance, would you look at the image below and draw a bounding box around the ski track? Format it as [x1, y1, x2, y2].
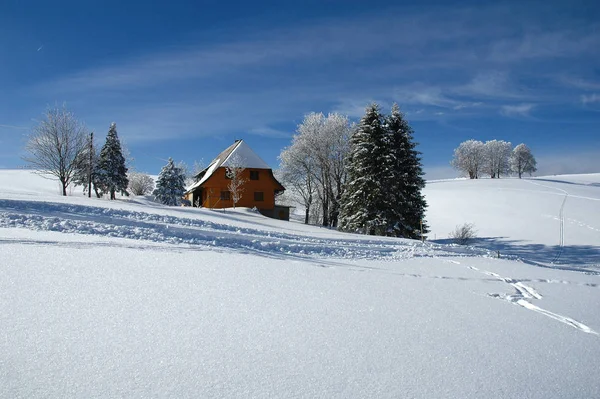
[2, 198, 598, 337]
[0, 199, 479, 262]
[525, 181, 568, 264]
[463, 264, 598, 335]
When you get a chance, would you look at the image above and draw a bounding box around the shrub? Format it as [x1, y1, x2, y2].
[450, 223, 477, 245]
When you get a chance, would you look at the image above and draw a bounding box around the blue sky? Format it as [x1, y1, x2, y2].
[1, 0, 599, 178]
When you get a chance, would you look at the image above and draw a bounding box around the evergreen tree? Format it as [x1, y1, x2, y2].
[338, 104, 390, 235]
[96, 123, 129, 200]
[153, 158, 186, 206]
[386, 103, 428, 239]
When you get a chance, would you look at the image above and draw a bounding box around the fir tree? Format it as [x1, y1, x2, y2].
[96, 123, 129, 200]
[386, 103, 428, 239]
[338, 103, 390, 235]
[153, 158, 186, 206]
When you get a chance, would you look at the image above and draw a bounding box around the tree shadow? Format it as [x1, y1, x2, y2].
[531, 178, 600, 188]
[433, 236, 600, 273]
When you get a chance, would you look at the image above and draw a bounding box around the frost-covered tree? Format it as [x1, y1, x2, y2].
[128, 172, 155, 195]
[23, 105, 88, 196]
[96, 123, 129, 200]
[484, 140, 512, 178]
[225, 154, 248, 208]
[279, 142, 318, 224]
[451, 140, 485, 179]
[339, 103, 389, 235]
[384, 103, 428, 239]
[72, 132, 103, 198]
[279, 112, 350, 226]
[510, 143, 537, 178]
[153, 158, 186, 205]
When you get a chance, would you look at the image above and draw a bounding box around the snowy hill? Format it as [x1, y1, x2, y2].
[1, 170, 599, 398]
[424, 174, 600, 270]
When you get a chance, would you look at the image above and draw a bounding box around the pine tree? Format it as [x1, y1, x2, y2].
[153, 158, 186, 206]
[338, 104, 390, 235]
[386, 103, 428, 239]
[96, 123, 129, 200]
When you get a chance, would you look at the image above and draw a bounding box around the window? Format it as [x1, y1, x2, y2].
[250, 170, 259, 180]
[254, 192, 264, 201]
[220, 191, 231, 200]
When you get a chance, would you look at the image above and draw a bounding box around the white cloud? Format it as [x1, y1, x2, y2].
[581, 93, 600, 104]
[500, 103, 535, 117]
[248, 127, 291, 139]
[0, 124, 28, 130]
[488, 29, 600, 62]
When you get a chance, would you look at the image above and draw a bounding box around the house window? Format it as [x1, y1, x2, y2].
[250, 170, 259, 180]
[254, 192, 264, 201]
[220, 191, 231, 200]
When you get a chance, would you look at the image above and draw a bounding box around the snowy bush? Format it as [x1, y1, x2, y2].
[128, 172, 154, 195]
[449, 223, 477, 245]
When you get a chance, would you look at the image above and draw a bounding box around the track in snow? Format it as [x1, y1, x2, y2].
[526, 181, 568, 264]
[464, 263, 598, 335]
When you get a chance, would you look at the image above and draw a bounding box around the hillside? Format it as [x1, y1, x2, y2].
[1, 170, 599, 398]
[424, 175, 600, 271]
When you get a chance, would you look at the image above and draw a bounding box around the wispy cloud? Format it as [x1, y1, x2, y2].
[500, 103, 536, 117]
[248, 127, 292, 139]
[488, 28, 600, 62]
[581, 93, 600, 104]
[0, 124, 28, 130]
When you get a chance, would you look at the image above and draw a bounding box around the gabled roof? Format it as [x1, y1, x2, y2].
[185, 140, 272, 193]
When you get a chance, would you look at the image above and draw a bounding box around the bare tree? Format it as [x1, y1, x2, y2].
[23, 106, 89, 196]
[225, 154, 247, 208]
[128, 172, 155, 195]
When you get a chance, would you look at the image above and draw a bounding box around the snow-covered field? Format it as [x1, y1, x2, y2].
[1, 170, 599, 398]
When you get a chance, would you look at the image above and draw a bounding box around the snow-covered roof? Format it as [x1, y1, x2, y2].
[185, 140, 271, 193]
[222, 140, 270, 169]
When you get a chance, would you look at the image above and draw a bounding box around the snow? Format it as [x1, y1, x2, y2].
[1, 170, 600, 398]
[221, 140, 270, 169]
[186, 158, 220, 192]
[186, 140, 272, 193]
[424, 175, 600, 270]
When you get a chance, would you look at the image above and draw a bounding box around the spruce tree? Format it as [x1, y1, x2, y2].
[153, 158, 186, 206]
[96, 123, 129, 200]
[338, 103, 390, 235]
[386, 103, 428, 239]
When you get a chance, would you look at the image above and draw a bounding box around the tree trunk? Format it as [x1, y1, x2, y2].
[304, 206, 310, 224]
[322, 200, 329, 227]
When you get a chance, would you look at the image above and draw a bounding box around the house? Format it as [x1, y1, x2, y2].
[184, 140, 289, 220]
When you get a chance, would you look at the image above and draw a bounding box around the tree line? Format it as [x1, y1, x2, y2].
[451, 139, 537, 179]
[23, 105, 191, 205]
[25, 104, 429, 239]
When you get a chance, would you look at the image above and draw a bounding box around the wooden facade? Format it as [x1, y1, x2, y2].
[184, 140, 286, 219]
